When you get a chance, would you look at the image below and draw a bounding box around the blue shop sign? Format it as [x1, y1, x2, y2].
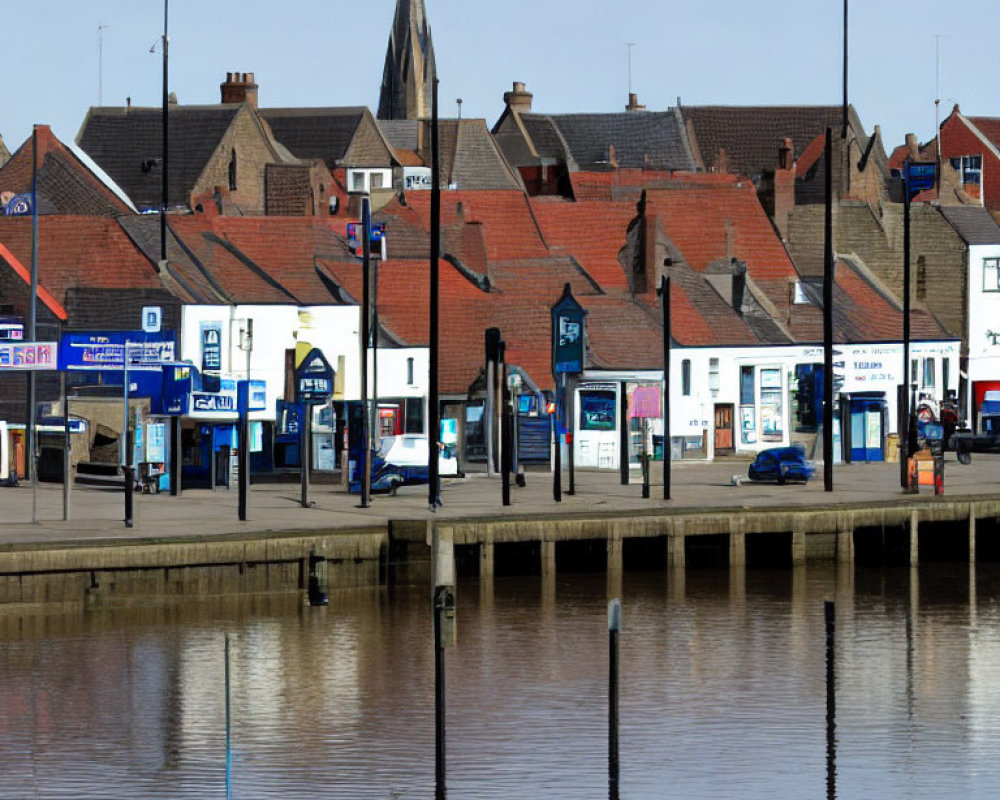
[59, 331, 176, 371]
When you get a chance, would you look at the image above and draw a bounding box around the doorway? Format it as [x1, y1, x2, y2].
[714, 404, 734, 454]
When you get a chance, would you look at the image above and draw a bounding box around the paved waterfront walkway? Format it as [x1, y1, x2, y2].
[1, 451, 999, 546]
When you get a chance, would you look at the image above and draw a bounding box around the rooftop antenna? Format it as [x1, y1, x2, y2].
[625, 42, 635, 94]
[935, 34, 944, 167]
[97, 22, 109, 105]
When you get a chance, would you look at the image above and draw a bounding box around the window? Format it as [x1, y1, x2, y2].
[740, 366, 754, 405]
[923, 358, 935, 388]
[681, 359, 691, 396]
[406, 357, 414, 385]
[228, 149, 237, 191]
[983, 258, 1000, 292]
[351, 171, 366, 192]
[708, 357, 720, 393]
[943, 358, 950, 394]
[404, 397, 423, 433]
[950, 155, 982, 185]
[579, 390, 617, 431]
[370, 172, 385, 190]
[911, 359, 919, 385]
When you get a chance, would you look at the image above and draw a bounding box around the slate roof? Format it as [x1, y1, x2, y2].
[121, 215, 355, 306]
[682, 105, 847, 176]
[77, 106, 245, 209]
[939, 205, 1000, 245]
[0, 126, 134, 216]
[260, 107, 368, 167]
[513, 110, 697, 171]
[790, 258, 949, 343]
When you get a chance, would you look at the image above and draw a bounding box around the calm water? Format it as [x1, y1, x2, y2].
[2, 563, 1000, 799]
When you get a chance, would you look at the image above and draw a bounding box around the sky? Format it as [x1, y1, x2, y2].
[2, 0, 999, 156]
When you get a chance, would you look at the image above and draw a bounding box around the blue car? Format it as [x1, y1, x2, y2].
[747, 445, 815, 484]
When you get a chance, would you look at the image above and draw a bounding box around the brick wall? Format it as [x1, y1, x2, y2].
[938, 115, 1000, 209]
[192, 108, 280, 216]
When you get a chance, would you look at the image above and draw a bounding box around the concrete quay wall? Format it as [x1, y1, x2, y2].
[0, 528, 387, 609]
[2, 495, 1000, 609]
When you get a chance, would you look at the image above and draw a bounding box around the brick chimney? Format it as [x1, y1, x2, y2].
[503, 81, 533, 113]
[221, 72, 259, 108]
[773, 137, 796, 240]
[625, 92, 646, 112]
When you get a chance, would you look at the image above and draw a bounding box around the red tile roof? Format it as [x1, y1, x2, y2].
[645, 183, 797, 281]
[0, 217, 159, 310]
[0, 240, 68, 320]
[531, 201, 636, 291]
[401, 190, 548, 261]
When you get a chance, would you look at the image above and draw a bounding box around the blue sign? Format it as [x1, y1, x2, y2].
[551, 283, 587, 375]
[237, 379, 267, 413]
[59, 331, 176, 371]
[192, 392, 235, 412]
[296, 348, 335, 404]
[906, 161, 937, 193]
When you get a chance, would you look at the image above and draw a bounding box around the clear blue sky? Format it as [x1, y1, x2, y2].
[2, 0, 997, 156]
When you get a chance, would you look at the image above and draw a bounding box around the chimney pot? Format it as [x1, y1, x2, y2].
[626, 92, 646, 112]
[503, 81, 533, 113]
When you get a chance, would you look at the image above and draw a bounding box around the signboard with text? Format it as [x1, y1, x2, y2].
[0, 341, 58, 370]
[59, 331, 175, 371]
[551, 283, 587, 375]
[296, 348, 335, 404]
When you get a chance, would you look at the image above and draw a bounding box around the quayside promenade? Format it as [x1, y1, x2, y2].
[1, 455, 1000, 607]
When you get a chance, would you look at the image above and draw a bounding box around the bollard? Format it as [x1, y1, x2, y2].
[225, 634, 232, 800]
[307, 547, 329, 606]
[825, 600, 836, 800]
[608, 598, 621, 800]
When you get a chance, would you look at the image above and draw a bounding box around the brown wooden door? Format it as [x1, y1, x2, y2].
[714, 404, 734, 452]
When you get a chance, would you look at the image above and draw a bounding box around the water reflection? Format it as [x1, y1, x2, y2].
[0, 565, 999, 798]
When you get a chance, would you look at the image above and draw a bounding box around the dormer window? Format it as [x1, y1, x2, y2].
[950, 155, 981, 186]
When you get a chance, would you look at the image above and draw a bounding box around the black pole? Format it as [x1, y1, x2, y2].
[552, 403, 561, 503]
[825, 600, 837, 800]
[434, 590, 447, 798]
[608, 598, 621, 800]
[238, 408, 248, 521]
[661, 274, 671, 500]
[842, 0, 848, 139]
[618, 383, 629, 486]
[501, 343, 511, 506]
[641, 418, 650, 499]
[567, 377, 575, 495]
[160, 0, 168, 262]
[170, 414, 181, 496]
[27, 126, 38, 496]
[901, 169, 912, 489]
[300, 404, 311, 508]
[823, 128, 835, 492]
[123, 343, 133, 528]
[360, 196, 371, 508]
[429, 80, 441, 510]
[62, 372, 70, 520]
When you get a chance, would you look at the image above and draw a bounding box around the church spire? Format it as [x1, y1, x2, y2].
[377, 0, 437, 120]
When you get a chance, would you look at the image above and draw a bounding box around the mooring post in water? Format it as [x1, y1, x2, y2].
[825, 600, 836, 800]
[608, 598, 621, 800]
[225, 633, 232, 800]
[432, 525, 456, 799]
